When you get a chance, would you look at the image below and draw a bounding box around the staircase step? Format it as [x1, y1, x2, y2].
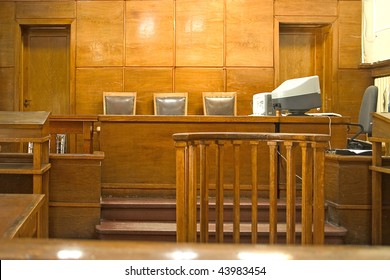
[95, 220, 347, 244]
[100, 197, 303, 223]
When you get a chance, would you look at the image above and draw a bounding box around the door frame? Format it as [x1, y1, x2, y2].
[15, 19, 76, 114]
[274, 16, 338, 113]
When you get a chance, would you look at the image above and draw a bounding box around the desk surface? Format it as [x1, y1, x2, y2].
[98, 114, 349, 124]
[1, 238, 390, 260]
[372, 112, 390, 139]
[0, 194, 45, 238]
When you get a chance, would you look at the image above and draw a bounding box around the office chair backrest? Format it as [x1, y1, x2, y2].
[103, 92, 137, 115]
[202, 92, 237, 116]
[358, 85, 378, 135]
[154, 93, 188, 115]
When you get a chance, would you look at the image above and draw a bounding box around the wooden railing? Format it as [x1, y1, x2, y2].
[49, 115, 98, 154]
[173, 132, 330, 245]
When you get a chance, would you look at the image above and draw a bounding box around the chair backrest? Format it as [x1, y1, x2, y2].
[153, 93, 188, 115]
[358, 85, 378, 135]
[103, 92, 137, 115]
[202, 92, 237, 116]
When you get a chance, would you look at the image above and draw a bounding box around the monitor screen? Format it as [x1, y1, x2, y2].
[271, 75, 321, 115]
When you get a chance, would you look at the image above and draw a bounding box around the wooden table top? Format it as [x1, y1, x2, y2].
[0, 194, 45, 239]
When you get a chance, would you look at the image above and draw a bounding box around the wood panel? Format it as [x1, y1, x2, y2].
[0, 2, 15, 67]
[274, 0, 338, 16]
[338, 1, 362, 69]
[278, 116, 349, 149]
[226, 0, 273, 67]
[175, 68, 225, 115]
[15, 1, 75, 19]
[325, 154, 390, 245]
[99, 115, 348, 198]
[0, 68, 14, 111]
[76, 1, 124, 66]
[279, 29, 317, 81]
[48, 152, 104, 239]
[226, 68, 274, 115]
[75, 68, 123, 115]
[49, 207, 100, 239]
[336, 69, 373, 122]
[124, 68, 173, 115]
[99, 116, 276, 193]
[125, 0, 174, 66]
[176, 0, 224, 66]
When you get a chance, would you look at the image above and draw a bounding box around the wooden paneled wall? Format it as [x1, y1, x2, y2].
[0, 0, 372, 121]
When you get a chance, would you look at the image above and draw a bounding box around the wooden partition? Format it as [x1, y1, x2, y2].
[173, 132, 329, 245]
[98, 115, 348, 197]
[49, 152, 104, 239]
[49, 115, 98, 154]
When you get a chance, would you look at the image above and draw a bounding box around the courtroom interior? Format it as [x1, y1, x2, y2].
[1, 0, 390, 260]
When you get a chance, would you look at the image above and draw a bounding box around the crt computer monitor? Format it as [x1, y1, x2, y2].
[271, 75, 321, 115]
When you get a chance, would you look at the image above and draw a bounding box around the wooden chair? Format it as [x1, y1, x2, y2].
[153, 93, 188, 115]
[202, 92, 237, 116]
[103, 92, 137, 115]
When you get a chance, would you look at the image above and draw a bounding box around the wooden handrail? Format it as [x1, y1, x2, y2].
[49, 115, 98, 154]
[173, 132, 330, 245]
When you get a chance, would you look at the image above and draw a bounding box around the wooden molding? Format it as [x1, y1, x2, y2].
[359, 59, 390, 78]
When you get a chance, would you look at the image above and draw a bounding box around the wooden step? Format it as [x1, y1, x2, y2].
[100, 196, 304, 223]
[95, 220, 347, 244]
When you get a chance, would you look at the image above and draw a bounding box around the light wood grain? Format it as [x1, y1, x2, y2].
[176, 0, 224, 66]
[125, 0, 174, 66]
[76, 1, 124, 66]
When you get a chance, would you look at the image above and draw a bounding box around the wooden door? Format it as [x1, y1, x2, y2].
[22, 26, 70, 114]
[279, 24, 332, 111]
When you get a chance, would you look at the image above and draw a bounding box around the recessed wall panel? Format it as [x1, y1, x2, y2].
[176, 0, 224, 66]
[125, 68, 173, 115]
[0, 68, 14, 110]
[0, 2, 15, 67]
[16, 1, 75, 19]
[227, 68, 274, 115]
[77, 2, 124, 66]
[175, 68, 224, 114]
[226, 0, 273, 67]
[76, 68, 123, 115]
[126, 0, 174, 66]
[339, 1, 361, 69]
[275, 0, 337, 16]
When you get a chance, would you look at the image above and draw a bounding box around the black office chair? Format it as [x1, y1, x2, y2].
[347, 85, 378, 150]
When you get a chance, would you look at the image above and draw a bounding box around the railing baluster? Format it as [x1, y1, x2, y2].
[250, 141, 259, 244]
[199, 141, 209, 242]
[268, 141, 278, 244]
[233, 141, 241, 243]
[313, 142, 327, 244]
[175, 141, 187, 242]
[300, 142, 313, 244]
[188, 142, 197, 242]
[284, 141, 296, 244]
[215, 140, 225, 243]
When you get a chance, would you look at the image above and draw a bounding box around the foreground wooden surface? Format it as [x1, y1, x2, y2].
[0, 238, 389, 260]
[0, 194, 45, 239]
